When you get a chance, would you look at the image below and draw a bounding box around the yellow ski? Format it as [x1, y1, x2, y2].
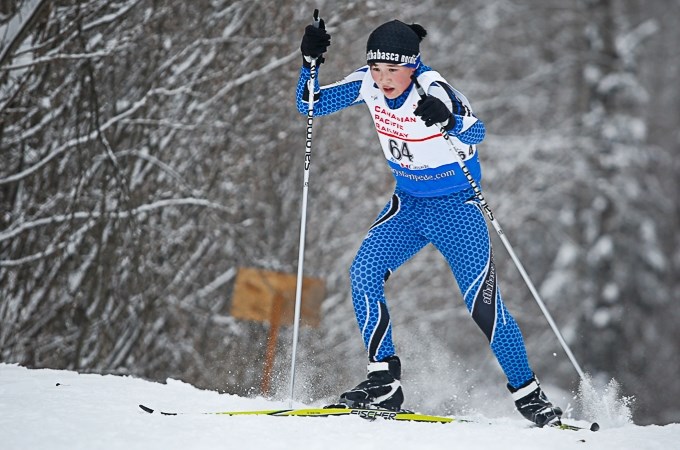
[139, 404, 457, 423]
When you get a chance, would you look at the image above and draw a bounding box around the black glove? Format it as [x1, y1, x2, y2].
[414, 95, 455, 130]
[300, 19, 330, 64]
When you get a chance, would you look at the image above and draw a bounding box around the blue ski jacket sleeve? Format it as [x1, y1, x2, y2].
[295, 64, 485, 145]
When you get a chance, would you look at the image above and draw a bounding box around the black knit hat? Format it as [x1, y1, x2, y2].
[366, 20, 427, 67]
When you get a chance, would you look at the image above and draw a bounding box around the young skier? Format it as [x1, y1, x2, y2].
[296, 18, 563, 427]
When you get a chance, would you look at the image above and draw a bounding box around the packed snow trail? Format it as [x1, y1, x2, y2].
[0, 363, 676, 450]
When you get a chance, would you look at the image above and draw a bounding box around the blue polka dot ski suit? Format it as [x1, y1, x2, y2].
[296, 62, 534, 389]
[351, 188, 532, 388]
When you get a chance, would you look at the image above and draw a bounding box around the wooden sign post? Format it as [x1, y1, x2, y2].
[230, 267, 325, 395]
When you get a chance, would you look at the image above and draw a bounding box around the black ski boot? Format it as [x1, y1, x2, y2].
[338, 356, 404, 411]
[508, 376, 563, 427]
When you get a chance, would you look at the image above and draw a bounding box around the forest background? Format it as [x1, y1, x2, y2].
[1, 0, 678, 425]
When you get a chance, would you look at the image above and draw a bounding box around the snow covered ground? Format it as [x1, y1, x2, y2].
[1, 363, 677, 450]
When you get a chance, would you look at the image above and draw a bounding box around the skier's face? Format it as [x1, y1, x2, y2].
[370, 63, 416, 99]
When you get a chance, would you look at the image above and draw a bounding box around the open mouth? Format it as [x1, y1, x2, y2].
[382, 86, 395, 95]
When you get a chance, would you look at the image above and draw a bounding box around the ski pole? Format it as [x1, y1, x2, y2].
[411, 76, 586, 381]
[289, 9, 322, 407]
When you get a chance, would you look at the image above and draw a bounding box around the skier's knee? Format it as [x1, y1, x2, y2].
[349, 259, 385, 291]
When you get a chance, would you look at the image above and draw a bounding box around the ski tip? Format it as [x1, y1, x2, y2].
[590, 422, 600, 432]
[139, 404, 155, 414]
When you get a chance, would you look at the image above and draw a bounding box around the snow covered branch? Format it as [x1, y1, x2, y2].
[0, 197, 231, 245]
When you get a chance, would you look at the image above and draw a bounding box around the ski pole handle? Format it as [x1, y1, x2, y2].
[305, 9, 323, 103]
[411, 75, 426, 98]
[411, 75, 494, 220]
[411, 75, 453, 137]
[312, 8, 320, 28]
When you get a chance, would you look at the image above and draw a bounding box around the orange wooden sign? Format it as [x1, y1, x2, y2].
[231, 267, 325, 395]
[231, 267, 324, 328]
